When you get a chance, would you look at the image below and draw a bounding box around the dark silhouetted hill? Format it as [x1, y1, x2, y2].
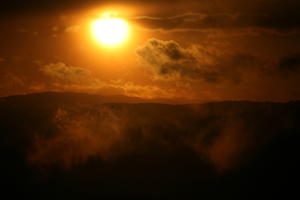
[0, 92, 299, 199]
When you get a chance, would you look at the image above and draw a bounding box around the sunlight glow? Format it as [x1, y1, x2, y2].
[91, 13, 130, 47]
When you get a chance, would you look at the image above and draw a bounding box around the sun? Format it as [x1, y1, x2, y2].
[91, 13, 130, 47]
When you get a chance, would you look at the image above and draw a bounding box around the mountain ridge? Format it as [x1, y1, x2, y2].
[0, 91, 299, 199]
[1, 91, 299, 105]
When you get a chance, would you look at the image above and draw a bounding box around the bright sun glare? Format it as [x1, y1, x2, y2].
[91, 13, 129, 47]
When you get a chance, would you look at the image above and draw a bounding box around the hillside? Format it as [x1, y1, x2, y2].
[0, 92, 299, 199]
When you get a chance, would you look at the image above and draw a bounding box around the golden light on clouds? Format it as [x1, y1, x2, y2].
[91, 12, 130, 47]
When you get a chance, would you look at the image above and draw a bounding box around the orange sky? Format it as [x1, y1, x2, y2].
[1, 0, 300, 102]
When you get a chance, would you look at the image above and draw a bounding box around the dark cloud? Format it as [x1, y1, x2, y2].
[137, 38, 261, 83]
[135, 13, 250, 30]
[278, 54, 300, 72]
[135, 10, 300, 32]
[137, 38, 300, 101]
[137, 38, 216, 82]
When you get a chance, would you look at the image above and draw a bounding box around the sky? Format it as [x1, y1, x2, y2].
[1, 0, 300, 102]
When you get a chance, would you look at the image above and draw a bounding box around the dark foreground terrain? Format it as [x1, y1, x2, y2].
[0, 92, 299, 199]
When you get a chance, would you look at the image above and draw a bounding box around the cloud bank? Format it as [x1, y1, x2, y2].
[137, 38, 264, 83]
